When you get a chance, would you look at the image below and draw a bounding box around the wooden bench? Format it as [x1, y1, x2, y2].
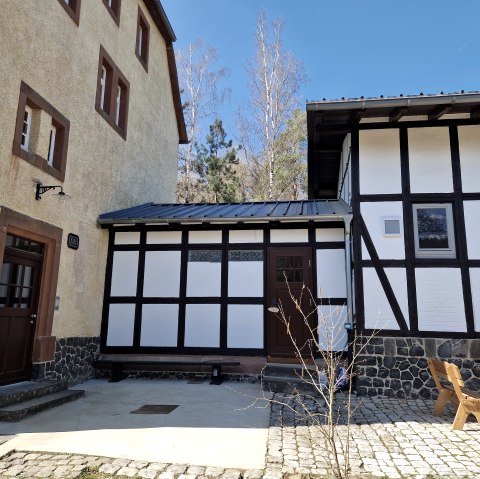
[93, 359, 241, 385]
[428, 357, 480, 430]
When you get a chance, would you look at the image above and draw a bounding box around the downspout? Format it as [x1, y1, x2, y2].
[343, 214, 354, 327]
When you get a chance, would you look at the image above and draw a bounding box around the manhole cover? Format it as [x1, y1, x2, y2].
[131, 405, 179, 414]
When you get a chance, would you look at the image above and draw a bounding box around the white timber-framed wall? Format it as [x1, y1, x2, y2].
[101, 222, 349, 355]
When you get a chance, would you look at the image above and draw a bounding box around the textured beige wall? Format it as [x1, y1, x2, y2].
[0, 1, 180, 338]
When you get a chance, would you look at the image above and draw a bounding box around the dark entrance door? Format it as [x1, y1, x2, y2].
[267, 247, 314, 358]
[0, 234, 43, 385]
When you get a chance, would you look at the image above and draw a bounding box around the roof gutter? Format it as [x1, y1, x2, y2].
[306, 93, 480, 112]
[152, 0, 176, 41]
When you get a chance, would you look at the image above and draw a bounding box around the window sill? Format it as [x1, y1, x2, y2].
[95, 104, 127, 140]
[12, 142, 65, 181]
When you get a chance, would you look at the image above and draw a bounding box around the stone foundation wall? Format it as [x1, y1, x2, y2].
[32, 336, 100, 385]
[355, 336, 480, 399]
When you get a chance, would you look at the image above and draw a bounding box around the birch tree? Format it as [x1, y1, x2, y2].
[241, 12, 307, 200]
[176, 40, 227, 202]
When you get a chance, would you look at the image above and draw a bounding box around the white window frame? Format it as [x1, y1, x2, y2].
[99, 65, 107, 111]
[21, 106, 32, 151]
[115, 84, 121, 126]
[137, 26, 143, 57]
[413, 203, 456, 258]
[47, 126, 57, 166]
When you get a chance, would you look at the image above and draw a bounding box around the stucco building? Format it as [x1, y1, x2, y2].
[0, 0, 187, 386]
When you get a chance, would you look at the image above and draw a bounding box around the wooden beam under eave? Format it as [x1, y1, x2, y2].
[349, 109, 364, 124]
[428, 105, 453, 121]
[470, 107, 480, 119]
[389, 107, 408, 122]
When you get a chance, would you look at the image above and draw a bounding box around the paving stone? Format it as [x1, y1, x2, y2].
[138, 468, 158, 479]
[99, 462, 121, 474]
[117, 465, 140, 477]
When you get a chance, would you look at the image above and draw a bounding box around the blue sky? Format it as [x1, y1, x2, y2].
[162, 0, 480, 138]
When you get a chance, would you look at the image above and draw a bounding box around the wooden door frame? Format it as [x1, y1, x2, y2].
[266, 246, 314, 357]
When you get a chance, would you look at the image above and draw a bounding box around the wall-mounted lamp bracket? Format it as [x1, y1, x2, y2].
[35, 184, 65, 200]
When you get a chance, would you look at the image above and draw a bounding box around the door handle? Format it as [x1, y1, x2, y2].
[31, 314, 37, 319]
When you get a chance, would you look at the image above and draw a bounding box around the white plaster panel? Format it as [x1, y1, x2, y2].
[359, 129, 402, 194]
[143, 251, 181, 297]
[463, 201, 480, 259]
[140, 304, 179, 347]
[408, 127, 453, 193]
[114, 231, 140, 245]
[227, 305, 264, 349]
[316, 249, 347, 298]
[106, 303, 135, 346]
[186, 260, 222, 297]
[318, 305, 348, 352]
[229, 230, 264, 243]
[184, 304, 220, 347]
[363, 268, 409, 330]
[110, 251, 139, 296]
[270, 229, 308, 243]
[360, 202, 405, 259]
[469, 269, 480, 332]
[458, 125, 480, 193]
[416, 268, 466, 332]
[228, 262, 263, 297]
[147, 231, 182, 244]
[315, 228, 344, 242]
[189, 230, 222, 244]
[339, 133, 351, 203]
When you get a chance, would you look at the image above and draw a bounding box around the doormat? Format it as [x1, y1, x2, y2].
[131, 405, 179, 414]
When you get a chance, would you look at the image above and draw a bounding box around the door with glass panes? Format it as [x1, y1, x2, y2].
[0, 234, 43, 385]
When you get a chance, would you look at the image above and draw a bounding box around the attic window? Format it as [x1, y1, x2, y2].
[383, 218, 401, 237]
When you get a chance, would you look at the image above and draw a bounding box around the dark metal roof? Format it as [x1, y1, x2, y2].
[98, 200, 352, 225]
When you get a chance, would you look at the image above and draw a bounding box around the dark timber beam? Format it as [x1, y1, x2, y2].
[470, 107, 480, 120]
[349, 109, 365, 124]
[428, 105, 452, 121]
[389, 107, 408, 123]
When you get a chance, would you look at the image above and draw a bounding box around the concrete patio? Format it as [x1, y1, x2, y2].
[1, 379, 480, 477]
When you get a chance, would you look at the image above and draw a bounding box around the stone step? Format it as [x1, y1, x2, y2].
[0, 381, 68, 408]
[262, 374, 325, 395]
[0, 389, 85, 421]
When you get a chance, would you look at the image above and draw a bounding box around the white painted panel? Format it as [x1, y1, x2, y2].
[270, 229, 308, 243]
[227, 305, 264, 348]
[359, 129, 402, 194]
[469, 269, 480, 332]
[140, 304, 179, 347]
[110, 251, 139, 296]
[363, 268, 408, 330]
[189, 230, 222, 244]
[229, 230, 264, 243]
[147, 231, 182, 244]
[409, 127, 453, 193]
[143, 251, 181, 297]
[315, 228, 344, 242]
[416, 268, 466, 332]
[106, 304, 135, 346]
[186, 256, 222, 297]
[114, 232, 140, 245]
[184, 304, 220, 347]
[463, 201, 480, 259]
[361, 202, 405, 259]
[228, 262, 263, 297]
[318, 304, 348, 352]
[316, 249, 346, 298]
[459, 125, 480, 193]
[338, 133, 351, 203]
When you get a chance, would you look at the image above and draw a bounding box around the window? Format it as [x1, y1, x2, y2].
[13, 82, 70, 181]
[102, 0, 121, 25]
[135, 7, 150, 71]
[413, 204, 456, 258]
[57, 0, 81, 25]
[96, 46, 130, 139]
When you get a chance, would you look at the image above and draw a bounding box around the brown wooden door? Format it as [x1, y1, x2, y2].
[267, 247, 314, 358]
[0, 248, 42, 385]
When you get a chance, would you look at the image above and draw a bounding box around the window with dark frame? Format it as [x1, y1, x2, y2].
[413, 203, 456, 258]
[57, 0, 81, 25]
[102, 0, 121, 25]
[96, 46, 130, 139]
[12, 82, 70, 181]
[135, 7, 150, 71]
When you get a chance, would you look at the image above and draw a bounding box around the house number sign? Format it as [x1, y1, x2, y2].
[67, 233, 80, 250]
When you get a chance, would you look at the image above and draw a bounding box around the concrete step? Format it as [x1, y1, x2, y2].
[0, 389, 85, 421]
[262, 363, 325, 395]
[0, 381, 68, 408]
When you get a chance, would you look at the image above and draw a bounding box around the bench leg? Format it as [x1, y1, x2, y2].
[210, 365, 223, 385]
[452, 405, 469, 431]
[433, 389, 453, 416]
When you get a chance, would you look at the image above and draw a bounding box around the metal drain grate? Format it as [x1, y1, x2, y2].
[131, 404, 179, 414]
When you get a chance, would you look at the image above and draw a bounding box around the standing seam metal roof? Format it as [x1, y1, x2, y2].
[97, 200, 352, 224]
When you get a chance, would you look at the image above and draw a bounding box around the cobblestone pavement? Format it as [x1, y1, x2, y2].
[1, 394, 480, 478]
